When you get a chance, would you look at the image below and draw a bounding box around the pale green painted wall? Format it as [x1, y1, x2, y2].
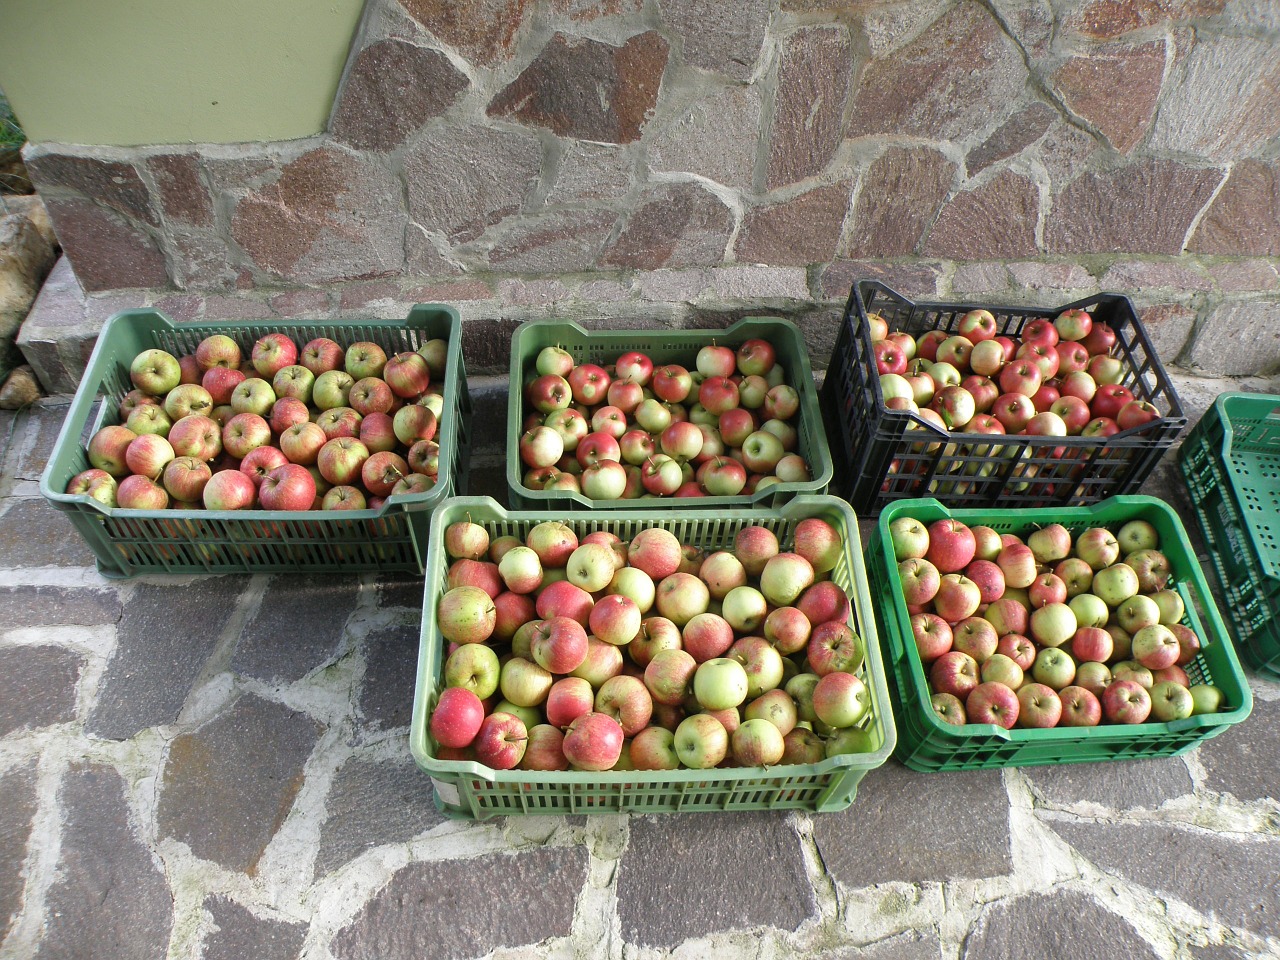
[0, 0, 366, 146]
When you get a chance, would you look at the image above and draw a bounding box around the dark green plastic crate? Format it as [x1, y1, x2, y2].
[410, 495, 895, 819]
[506, 317, 833, 510]
[867, 496, 1251, 772]
[1179, 392, 1280, 677]
[822, 281, 1186, 514]
[39, 305, 471, 578]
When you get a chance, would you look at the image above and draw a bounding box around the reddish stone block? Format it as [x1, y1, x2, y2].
[924, 170, 1039, 260]
[330, 39, 468, 151]
[230, 147, 406, 283]
[487, 31, 669, 143]
[820, 260, 945, 301]
[145, 153, 213, 226]
[270, 289, 332, 315]
[767, 26, 852, 189]
[26, 152, 157, 225]
[1190, 160, 1280, 257]
[398, 0, 533, 65]
[845, 147, 955, 258]
[847, 3, 1026, 142]
[647, 87, 760, 191]
[42, 198, 170, 292]
[1051, 42, 1165, 154]
[600, 182, 733, 270]
[1046, 159, 1222, 254]
[737, 182, 853, 267]
[967, 103, 1055, 174]
[484, 209, 618, 272]
[1064, 0, 1225, 39]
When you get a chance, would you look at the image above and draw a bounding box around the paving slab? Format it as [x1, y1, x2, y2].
[1195, 694, 1280, 803]
[1048, 818, 1280, 940]
[231, 575, 360, 684]
[0, 644, 83, 736]
[961, 889, 1160, 960]
[811, 761, 1012, 886]
[1022, 755, 1194, 809]
[0, 584, 122, 626]
[375, 573, 424, 611]
[328, 846, 588, 960]
[6, 403, 70, 482]
[88, 576, 248, 740]
[0, 761, 38, 943]
[616, 812, 814, 948]
[313, 745, 446, 880]
[36, 762, 173, 960]
[200, 896, 306, 960]
[356, 623, 420, 732]
[157, 693, 322, 875]
[0, 498, 97, 567]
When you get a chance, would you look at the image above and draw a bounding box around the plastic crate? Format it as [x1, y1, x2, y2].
[410, 495, 895, 819]
[866, 496, 1252, 772]
[821, 281, 1186, 514]
[39, 305, 471, 578]
[1179, 392, 1280, 677]
[506, 317, 833, 509]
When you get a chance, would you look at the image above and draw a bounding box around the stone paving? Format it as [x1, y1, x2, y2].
[1, 370, 1279, 960]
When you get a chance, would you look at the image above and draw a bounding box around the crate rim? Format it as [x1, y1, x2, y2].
[504, 315, 835, 509]
[410, 493, 898, 796]
[873, 494, 1253, 747]
[38, 303, 464, 522]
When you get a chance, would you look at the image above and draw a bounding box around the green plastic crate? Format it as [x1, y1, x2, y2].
[39, 305, 471, 578]
[1179, 392, 1280, 677]
[867, 496, 1252, 772]
[506, 317, 833, 510]
[410, 495, 895, 819]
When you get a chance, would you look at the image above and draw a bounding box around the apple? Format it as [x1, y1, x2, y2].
[1055, 685, 1102, 727]
[258, 463, 316, 511]
[888, 517, 930, 561]
[1117, 594, 1161, 634]
[673, 713, 728, 769]
[1189, 683, 1224, 716]
[931, 692, 966, 726]
[1148, 680, 1194, 722]
[1030, 602, 1077, 648]
[996, 633, 1036, 672]
[1016, 682, 1062, 728]
[951, 616, 998, 663]
[444, 642, 501, 700]
[966, 681, 1020, 729]
[436, 584, 497, 645]
[1074, 661, 1112, 698]
[933, 574, 982, 622]
[430, 687, 485, 749]
[929, 650, 979, 699]
[116, 474, 170, 510]
[1102, 679, 1151, 724]
[925, 519, 976, 574]
[998, 360, 1043, 398]
[239, 445, 289, 491]
[644, 648, 698, 706]
[594, 674, 653, 737]
[312, 370, 355, 411]
[1091, 382, 1135, 419]
[162, 456, 213, 503]
[1031, 646, 1076, 690]
[1131, 624, 1181, 670]
[571, 637, 624, 689]
[806, 621, 864, 676]
[980, 653, 1024, 690]
[911, 612, 953, 662]
[812, 671, 870, 728]
[130, 348, 183, 395]
[317, 437, 370, 486]
[1092, 563, 1140, 606]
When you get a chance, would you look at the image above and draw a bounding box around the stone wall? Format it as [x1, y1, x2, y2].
[17, 0, 1280, 387]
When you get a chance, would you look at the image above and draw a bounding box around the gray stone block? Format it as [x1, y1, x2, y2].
[962, 889, 1160, 960]
[1022, 757, 1193, 810]
[811, 762, 1012, 886]
[825, 930, 943, 960]
[36, 762, 173, 960]
[357, 624, 421, 732]
[157, 694, 321, 874]
[1049, 819, 1280, 939]
[314, 746, 445, 879]
[329, 846, 588, 960]
[0, 761, 38, 943]
[0, 498, 98, 568]
[1186, 302, 1280, 377]
[7, 402, 72, 482]
[0, 584, 121, 627]
[232, 575, 359, 684]
[616, 812, 814, 948]
[0, 645, 83, 737]
[88, 576, 248, 741]
[200, 897, 306, 960]
[1196, 694, 1280, 804]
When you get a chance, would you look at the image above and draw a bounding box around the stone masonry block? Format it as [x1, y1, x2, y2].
[1186, 301, 1280, 376]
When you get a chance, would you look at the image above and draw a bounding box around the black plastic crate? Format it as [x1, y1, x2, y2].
[820, 281, 1185, 514]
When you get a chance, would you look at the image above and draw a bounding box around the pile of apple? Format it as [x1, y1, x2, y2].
[428, 515, 879, 772]
[872, 307, 1163, 442]
[518, 338, 814, 499]
[65, 332, 449, 512]
[888, 513, 1226, 730]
